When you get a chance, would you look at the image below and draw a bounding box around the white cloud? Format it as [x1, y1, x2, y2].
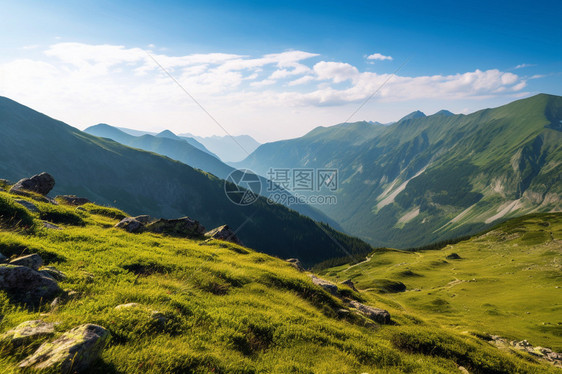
[0, 42, 530, 141]
[367, 53, 393, 61]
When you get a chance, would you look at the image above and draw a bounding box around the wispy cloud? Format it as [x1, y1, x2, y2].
[514, 63, 536, 69]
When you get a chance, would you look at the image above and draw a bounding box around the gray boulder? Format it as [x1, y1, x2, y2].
[146, 217, 205, 237]
[0, 265, 61, 304]
[348, 300, 391, 324]
[114, 217, 145, 233]
[205, 225, 242, 245]
[14, 199, 39, 213]
[19, 324, 110, 373]
[10, 172, 55, 196]
[310, 275, 339, 296]
[56, 195, 90, 206]
[0, 320, 56, 347]
[9, 254, 43, 270]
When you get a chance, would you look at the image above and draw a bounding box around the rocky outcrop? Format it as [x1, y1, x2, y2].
[115, 217, 145, 233]
[9, 254, 43, 270]
[489, 335, 562, 368]
[309, 275, 392, 324]
[0, 320, 56, 347]
[348, 300, 391, 324]
[146, 217, 205, 237]
[286, 258, 305, 272]
[446, 253, 462, 260]
[310, 275, 339, 296]
[205, 225, 242, 245]
[19, 324, 110, 372]
[0, 265, 61, 304]
[56, 195, 90, 206]
[115, 215, 205, 238]
[10, 172, 55, 196]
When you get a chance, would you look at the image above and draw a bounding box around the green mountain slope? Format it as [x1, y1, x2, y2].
[0, 190, 557, 373]
[0, 96, 364, 265]
[320, 212, 562, 353]
[83, 123, 338, 228]
[237, 94, 562, 248]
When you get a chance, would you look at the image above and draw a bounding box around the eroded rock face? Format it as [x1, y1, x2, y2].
[0, 320, 56, 347]
[10, 172, 55, 196]
[0, 265, 61, 304]
[145, 217, 205, 238]
[56, 195, 91, 206]
[9, 254, 43, 270]
[205, 225, 242, 245]
[348, 300, 391, 324]
[19, 324, 110, 373]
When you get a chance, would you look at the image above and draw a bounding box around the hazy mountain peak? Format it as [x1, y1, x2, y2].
[399, 110, 426, 121]
[156, 129, 180, 139]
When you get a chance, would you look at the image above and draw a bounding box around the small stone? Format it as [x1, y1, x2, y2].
[115, 303, 140, 310]
[0, 265, 61, 305]
[55, 195, 90, 206]
[9, 254, 43, 270]
[43, 221, 62, 230]
[14, 199, 39, 213]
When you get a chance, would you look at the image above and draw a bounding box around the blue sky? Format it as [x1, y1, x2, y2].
[1, 0, 560, 141]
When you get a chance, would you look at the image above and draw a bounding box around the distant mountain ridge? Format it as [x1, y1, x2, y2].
[84, 124, 337, 227]
[180, 133, 261, 163]
[0, 96, 370, 265]
[236, 94, 562, 248]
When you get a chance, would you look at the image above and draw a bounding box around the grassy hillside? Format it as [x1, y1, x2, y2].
[237, 94, 562, 249]
[0, 96, 358, 265]
[320, 212, 562, 353]
[0, 189, 558, 373]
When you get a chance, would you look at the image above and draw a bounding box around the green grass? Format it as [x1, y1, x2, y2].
[0, 191, 558, 373]
[321, 213, 562, 355]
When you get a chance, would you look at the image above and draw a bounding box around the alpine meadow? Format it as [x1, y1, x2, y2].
[0, 1, 561, 373]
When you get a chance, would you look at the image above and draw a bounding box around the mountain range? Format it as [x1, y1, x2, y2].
[83, 123, 336, 227]
[0, 96, 371, 265]
[236, 94, 562, 248]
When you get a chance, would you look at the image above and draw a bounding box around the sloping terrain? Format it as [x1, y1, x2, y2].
[320, 212, 562, 353]
[0, 97, 363, 265]
[237, 94, 562, 248]
[0, 188, 558, 373]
